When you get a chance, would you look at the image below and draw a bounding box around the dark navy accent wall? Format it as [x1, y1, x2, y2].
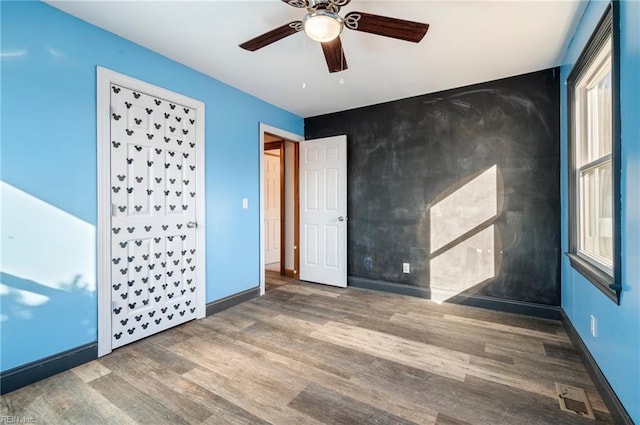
[306, 69, 560, 306]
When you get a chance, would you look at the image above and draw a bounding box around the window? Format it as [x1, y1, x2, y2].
[567, 4, 621, 303]
[577, 41, 613, 270]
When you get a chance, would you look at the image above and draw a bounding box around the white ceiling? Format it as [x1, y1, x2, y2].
[46, 0, 586, 118]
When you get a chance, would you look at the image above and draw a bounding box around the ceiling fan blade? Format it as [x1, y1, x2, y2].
[280, 0, 308, 8]
[344, 12, 429, 43]
[321, 36, 348, 73]
[239, 21, 303, 51]
[332, 0, 352, 8]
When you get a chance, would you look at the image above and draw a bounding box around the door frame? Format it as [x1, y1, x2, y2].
[259, 124, 303, 295]
[264, 141, 285, 274]
[96, 67, 206, 357]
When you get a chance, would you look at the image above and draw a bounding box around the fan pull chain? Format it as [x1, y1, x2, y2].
[302, 34, 307, 89]
[339, 41, 345, 84]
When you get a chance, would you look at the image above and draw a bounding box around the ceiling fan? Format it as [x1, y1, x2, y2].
[239, 0, 429, 73]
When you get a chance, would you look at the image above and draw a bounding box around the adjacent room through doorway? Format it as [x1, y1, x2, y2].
[263, 131, 298, 291]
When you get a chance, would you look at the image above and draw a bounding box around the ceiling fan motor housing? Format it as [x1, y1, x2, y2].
[303, 8, 344, 43]
[308, 0, 340, 13]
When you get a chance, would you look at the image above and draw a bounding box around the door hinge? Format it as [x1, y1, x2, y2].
[111, 203, 117, 217]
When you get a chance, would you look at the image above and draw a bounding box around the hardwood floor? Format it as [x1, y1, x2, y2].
[265, 270, 294, 292]
[1, 281, 612, 424]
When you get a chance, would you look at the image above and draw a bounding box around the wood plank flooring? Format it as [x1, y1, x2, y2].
[1, 281, 613, 424]
[265, 270, 294, 292]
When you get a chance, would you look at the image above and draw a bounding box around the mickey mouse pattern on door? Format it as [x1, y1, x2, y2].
[110, 84, 198, 349]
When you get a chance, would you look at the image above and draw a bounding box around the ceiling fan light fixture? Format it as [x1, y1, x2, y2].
[303, 10, 343, 43]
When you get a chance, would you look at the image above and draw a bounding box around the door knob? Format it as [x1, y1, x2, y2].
[338, 216, 348, 222]
[186, 221, 198, 228]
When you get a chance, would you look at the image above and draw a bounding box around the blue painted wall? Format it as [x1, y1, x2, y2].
[560, 1, 640, 422]
[0, 1, 303, 372]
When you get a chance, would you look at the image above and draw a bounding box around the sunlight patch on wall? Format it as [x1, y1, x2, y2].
[430, 165, 498, 253]
[0, 49, 27, 58]
[429, 166, 499, 304]
[46, 46, 62, 58]
[430, 226, 495, 304]
[0, 283, 49, 306]
[0, 181, 96, 292]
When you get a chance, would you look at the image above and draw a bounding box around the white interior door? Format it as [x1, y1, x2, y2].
[299, 135, 347, 287]
[264, 153, 281, 265]
[97, 67, 205, 356]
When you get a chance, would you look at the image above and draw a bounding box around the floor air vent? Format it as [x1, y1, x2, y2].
[555, 382, 595, 420]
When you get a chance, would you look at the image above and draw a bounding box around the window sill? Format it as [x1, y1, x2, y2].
[566, 253, 620, 304]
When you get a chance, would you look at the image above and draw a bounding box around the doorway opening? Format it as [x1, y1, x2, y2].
[264, 137, 285, 275]
[259, 125, 303, 294]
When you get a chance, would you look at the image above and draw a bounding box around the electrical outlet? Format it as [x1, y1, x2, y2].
[403, 263, 410, 273]
[364, 257, 373, 271]
[590, 315, 597, 337]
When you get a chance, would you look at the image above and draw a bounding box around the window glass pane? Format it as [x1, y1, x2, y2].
[586, 69, 612, 162]
[580, 168, 595, 254]
[579, 161, 613, 266]
[596, 162, 613, 262]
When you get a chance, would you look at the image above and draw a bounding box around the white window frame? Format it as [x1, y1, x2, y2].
[574, 41, 613, 275]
